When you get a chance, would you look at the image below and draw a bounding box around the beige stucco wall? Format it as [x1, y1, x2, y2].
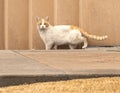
[0, 0, 4, 49]
[54, 0, 79, 26]
[0, 0, 120, 49]
[8, 0, 29, 49]
[79, 0, 120, 46]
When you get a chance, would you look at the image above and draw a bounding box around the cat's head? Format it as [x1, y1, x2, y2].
[36, 16, 51, 31]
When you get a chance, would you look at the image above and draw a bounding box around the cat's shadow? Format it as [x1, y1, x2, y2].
[52, 43, 84, 49]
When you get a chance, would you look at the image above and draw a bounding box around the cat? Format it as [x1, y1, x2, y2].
[36, 16, 108, 50]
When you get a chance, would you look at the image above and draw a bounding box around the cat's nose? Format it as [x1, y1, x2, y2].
[42, 25, 45, 28]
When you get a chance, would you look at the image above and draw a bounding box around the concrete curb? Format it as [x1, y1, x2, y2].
[1, 74, 120, 87]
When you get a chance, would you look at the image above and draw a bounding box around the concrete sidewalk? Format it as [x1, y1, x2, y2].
[0, 47, 120, 87]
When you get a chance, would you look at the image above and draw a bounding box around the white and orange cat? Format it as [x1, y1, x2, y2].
[36, 17, 108, 50]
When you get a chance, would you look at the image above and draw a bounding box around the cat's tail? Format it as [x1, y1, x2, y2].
[79, 28, 108, 40]
[70, 25, 108, 40]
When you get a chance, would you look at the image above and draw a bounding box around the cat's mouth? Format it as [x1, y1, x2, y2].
[40, 27, 46, 31]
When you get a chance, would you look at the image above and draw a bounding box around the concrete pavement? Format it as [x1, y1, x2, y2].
[0, 47, 120, 87]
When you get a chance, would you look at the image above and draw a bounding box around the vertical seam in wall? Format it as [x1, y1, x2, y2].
[54, 0, 57, 25]
[4, 0, 8, 50]
[79, 0, 83, 27]
[28, 0, 32, 50]
[77, 0, 79, 26]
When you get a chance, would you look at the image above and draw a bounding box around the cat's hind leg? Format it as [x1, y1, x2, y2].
[82, 37, 88, 49]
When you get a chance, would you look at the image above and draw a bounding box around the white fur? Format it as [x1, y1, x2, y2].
[37, 24, 87, 50]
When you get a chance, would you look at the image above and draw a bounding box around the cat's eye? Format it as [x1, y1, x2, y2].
[44, 23, 49, 27]
[44, 23, 47, 25]
[39, 23, 42, 25]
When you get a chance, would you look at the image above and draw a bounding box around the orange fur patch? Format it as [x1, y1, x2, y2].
[70, 25, 87, 34]
[70, 25, 95, 37]
[70, 25, 85, 32]
[70, 25, 79, 30]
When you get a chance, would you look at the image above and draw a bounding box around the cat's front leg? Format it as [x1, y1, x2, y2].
[45, 43, 53, 50]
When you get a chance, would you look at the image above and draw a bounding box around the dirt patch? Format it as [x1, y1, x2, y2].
[0, 77, 120, 93]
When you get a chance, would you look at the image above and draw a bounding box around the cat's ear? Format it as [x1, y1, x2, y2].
[45, 16, 49, 21]
[36, 16, 40, 22]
